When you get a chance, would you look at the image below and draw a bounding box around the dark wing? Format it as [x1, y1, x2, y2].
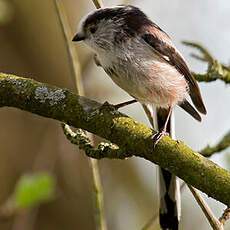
[141, 28, 207, 114]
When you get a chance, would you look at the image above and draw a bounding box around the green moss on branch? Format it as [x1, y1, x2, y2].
[0, 72, 230, 206]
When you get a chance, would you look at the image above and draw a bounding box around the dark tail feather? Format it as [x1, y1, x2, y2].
[159, 170, 180, 230]
[179, 99, 202, 122]
[156, 108, 181, 230]
[141, 106, 181, 230]
[190, 87, 207, 115]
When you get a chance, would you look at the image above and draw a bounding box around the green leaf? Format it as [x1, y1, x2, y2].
[14, 172, 56, 209]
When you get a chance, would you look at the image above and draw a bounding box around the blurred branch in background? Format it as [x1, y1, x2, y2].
[54, 0, 82, 93]
[0, 73, 230, 207]
[188, 185, 224, 230]
[92, 0, 104, 9]
[201, 131, 230, 157]
[141, 212, 158, 230]
[183, 41, 230, 84]
[54, 1, 107, 230]
[0, 0, 14, 26]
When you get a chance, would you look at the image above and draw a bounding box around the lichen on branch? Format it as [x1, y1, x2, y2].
[62, 123, 127, 159]
[1, 72, 230, 206]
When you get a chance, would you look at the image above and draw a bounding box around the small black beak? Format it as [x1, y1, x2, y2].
[72, 33, 85, 42]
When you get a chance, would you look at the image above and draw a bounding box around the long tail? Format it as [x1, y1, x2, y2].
[156, 108, 181, 230]
[142, 105, 181, 230]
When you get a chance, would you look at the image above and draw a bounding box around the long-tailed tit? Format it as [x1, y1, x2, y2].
[73, 5, 206, 143]
[73, 6, 207, 229]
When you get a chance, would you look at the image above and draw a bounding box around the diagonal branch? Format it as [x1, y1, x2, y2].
[92, 0, 104, 9]
[188, 185, 223, 230]
[0, 72, 230, 206]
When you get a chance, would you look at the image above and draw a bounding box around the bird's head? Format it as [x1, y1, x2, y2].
[72, 5, 151, 52]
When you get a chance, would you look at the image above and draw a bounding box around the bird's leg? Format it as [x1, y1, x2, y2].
[101, 99, 137, 112]
[152, 106, 173, 147]
[114, 99, 137, 109]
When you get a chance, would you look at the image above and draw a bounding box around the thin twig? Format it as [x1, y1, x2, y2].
[183, 41, 214, 63]
[188, 185, 223, 230]
[54, 1, 107, 229]
[122, 0, 132, 5]
[141, 212, 158, 230]
[54, 0, 83, 92]
[90, 159, 107, 230]
[62, 124, 122, 230]
[92, 0, 104, 9]
[183, 41, 230, 84]
[200, 131, 230, 157]
[87, 4, 110, 230]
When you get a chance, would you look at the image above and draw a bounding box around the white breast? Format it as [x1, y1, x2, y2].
[97, 38, 188, 108]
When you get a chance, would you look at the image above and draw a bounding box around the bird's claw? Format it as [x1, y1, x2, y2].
[101, 101, 115, 109]
[152, 130, 169, 148]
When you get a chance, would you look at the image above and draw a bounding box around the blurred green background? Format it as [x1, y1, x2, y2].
[0, 0, 229, 229]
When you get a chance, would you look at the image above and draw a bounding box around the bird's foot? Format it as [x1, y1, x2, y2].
[101, 100, 137, 111]
[101, 101, 117, 111]
[113, 100, 137, 110]
[100, 101, 127, 115]
[152, 130, 169, 148]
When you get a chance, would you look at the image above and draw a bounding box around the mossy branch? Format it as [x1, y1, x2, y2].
[183, 41, 230, 84]
[0, 72, 230, 206]
[62, 124, 127, 159]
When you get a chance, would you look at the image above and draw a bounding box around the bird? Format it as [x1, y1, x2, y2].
[72, 5, 206, 230]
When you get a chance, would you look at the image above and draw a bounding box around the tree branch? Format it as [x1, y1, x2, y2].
[183, 41, 230, 84]
[188, 185, 223, 230]
[62, 124, 126, 159]
[91, 0, 103, 9]
[1, 72, 230, 206]
[201, 131, 230, 157]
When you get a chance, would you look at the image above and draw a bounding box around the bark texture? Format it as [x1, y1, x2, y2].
[0, 72, 230, 206]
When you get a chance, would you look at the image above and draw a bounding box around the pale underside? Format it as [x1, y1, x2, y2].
[94, 38, 189, 109]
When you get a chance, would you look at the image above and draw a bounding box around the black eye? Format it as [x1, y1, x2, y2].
[90, 26, 97, 34]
